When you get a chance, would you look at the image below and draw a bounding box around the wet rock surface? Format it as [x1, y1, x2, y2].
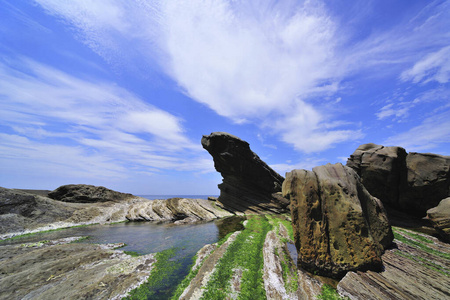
[347, 144, 450, 216]
[48, 184, 133, 203]
[0, 237, 155, 300]
[283, 163, 393, 278]
[427, 197, 450, 242]
[201, 132, 287, 214]
[337, 228, 450, 299]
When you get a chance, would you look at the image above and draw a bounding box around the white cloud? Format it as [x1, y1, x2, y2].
[384, 110, 450, 152]
[401, 46, 450, 84]
[33, 0, 450, 154]
[0, 57, 214, 180]
[270, 157, 327, 176]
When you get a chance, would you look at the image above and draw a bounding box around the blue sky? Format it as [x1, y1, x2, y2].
[1, 0, 449, 194]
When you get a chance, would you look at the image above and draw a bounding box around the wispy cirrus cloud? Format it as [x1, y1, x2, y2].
[401, 46, 450, 84]
[33, 0, 450, 154]
[0, 56, 214, 181]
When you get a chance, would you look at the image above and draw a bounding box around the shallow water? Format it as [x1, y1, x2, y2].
[2, 216, 245, 299]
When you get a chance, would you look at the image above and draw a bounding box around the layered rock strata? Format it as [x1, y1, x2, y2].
[282, 163, 393, 278]
[347, 143, 450, 216]
[0, 186, 230, 239]
[0, 237, 155, 300]
[337, 228, 450, 299]
[427, 197, 450, 242]
[202, 132, 287, 214]
[125, 197, 233, 223]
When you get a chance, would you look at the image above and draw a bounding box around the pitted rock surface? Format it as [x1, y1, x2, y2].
[283, 163, 393, 278]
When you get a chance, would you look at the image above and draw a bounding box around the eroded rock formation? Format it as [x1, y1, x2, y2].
[201, 132, 287, 214]
[347, 144, 450, 216]
[48, 184, 133, 203]
[282, 163, 393, 278]
[126, 197, 233, 223]
[427, 197, 450, 242]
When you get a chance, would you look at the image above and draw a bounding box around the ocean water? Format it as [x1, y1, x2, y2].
[138, 195, 219, 200]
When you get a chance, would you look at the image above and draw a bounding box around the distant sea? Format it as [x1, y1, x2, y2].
[137, 195, 219, 200]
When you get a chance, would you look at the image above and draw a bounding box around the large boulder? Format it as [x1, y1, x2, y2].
[427, 197, 450, 242]
[346, 143, 407, 209]
[48, 184, 133, 203]
[400, 153, 450, 214]
[282, 163, 393, 278]
[347, 144, 450, 216]
[201, 132, 287, 214]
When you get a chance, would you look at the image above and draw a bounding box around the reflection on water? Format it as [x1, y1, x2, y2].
[1, 216, 246, 299]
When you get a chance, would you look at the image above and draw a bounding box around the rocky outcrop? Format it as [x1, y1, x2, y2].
[0, 187, 134, 239]
[401, 152, 450, 215]
[48, 184, 133, 203]
[337, 228, 450, 299]
[1, 186, 228, 239]
[427, 197, 450, 242]
[347, 144, 450, 216]
[0, 237, 156, 300]
[346, 143, 407, 209]
[201, 132, 287, 214]
[282, 163, 393, 278]
[126, 197, 233, 223]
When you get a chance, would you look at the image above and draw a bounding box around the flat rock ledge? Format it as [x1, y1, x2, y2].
[0, 237, 156, 300]
[337, 228, 450, 300]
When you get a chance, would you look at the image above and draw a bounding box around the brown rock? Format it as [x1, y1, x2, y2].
[347, 143, 407, 209]
[400, 152, 450, 215]
[427, 197, 450, 242]
[347, 144, 450, 216]
[283, 163, 393, 278]
[337, 228, 450, 299]
[48, 184, 133, 203]
[201, 132, 287, 214]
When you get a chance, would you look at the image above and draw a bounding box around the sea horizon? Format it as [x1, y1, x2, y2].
[137, 195, 219, 200]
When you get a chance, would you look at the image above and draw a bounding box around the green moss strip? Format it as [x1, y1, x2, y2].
[393, 230, 450, 260]
[170, 254, 200, 300]
[317, 284, 348, 300]
[200, 215, 270, 300]
[123, 248, 181, 300]
[395, 228, 433, 244]
[0, 223, 97, 243]
[394, 250, 450, 277]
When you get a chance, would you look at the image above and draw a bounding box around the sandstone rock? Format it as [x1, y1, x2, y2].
[347, 143, 407, 209]
[347, 144, 450, 216]
[201, 132, 287, 214]
[337, 228, 450, 299]
[400, 152, 450, 215]
[283, 163, 393, 278]
[48, 184, 133, 203]
[126, 197, 233, 223]
[427, 197, 450, 242]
